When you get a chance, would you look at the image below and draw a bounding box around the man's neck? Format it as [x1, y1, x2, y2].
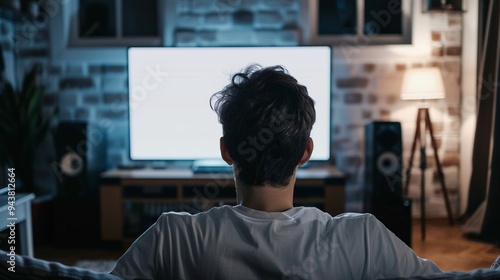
[235, 177, 295, 212]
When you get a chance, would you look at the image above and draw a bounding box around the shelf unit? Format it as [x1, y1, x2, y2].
[100, 166, 346, 244]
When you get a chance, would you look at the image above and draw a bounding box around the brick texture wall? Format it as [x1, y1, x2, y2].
[331, 13, 463, 215]
[1, 1, 463, 216]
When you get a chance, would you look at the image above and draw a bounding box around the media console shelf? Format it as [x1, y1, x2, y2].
[100, 166, 345, 244]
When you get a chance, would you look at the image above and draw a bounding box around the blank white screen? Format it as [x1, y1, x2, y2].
[128, 46, 331, 161]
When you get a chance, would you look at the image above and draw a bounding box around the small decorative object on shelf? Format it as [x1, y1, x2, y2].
[25, 0, 40, 17]
[423, 0, 467, 13]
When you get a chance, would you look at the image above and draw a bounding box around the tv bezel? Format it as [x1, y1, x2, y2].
[126, 45, 333, 164]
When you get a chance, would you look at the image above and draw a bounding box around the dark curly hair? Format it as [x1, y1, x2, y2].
[210, 65, 316, 187]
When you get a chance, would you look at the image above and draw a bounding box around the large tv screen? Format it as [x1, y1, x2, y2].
[128, 46, 332, 161]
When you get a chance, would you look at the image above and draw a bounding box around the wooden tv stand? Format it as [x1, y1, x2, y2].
[100, 166, 345, 244]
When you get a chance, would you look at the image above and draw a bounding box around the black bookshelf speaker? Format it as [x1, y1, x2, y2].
[54, 121, 106, 199]
[365, 121, 412, 247]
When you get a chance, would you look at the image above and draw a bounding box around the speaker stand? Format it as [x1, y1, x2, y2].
[404, 108, 454, 240]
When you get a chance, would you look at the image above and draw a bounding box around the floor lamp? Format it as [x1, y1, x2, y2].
[401, 67, 454, 241]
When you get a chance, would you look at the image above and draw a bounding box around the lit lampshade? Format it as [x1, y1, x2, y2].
[401, 67, 445, 100]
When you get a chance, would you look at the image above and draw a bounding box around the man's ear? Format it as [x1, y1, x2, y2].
[220, 137, 233, 165]
[298, 137, 314, 166]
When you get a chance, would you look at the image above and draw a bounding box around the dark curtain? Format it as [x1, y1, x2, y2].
[464, 0, 500, 243]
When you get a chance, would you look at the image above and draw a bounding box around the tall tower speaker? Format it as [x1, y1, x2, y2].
[365, 121, 403, 207]
[52, 121, 106, 246]
[365, 121, 412, 247]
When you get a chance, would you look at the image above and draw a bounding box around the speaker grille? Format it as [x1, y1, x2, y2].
[54, 121, 106, 199]
[364, 121, 403, 211]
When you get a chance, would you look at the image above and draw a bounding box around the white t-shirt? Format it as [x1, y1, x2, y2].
[111, 205, 441, 280]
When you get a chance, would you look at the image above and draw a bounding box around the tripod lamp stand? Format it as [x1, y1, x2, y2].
[401, 67, 454, 240]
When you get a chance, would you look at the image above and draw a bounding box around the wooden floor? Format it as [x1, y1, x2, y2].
[35, 218, 500, 272]
[411, 219, 500, 271]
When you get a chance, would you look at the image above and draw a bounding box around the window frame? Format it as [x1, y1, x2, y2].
[50, 0, 176, 62]
[70, 0, 161, 47]
[300, 0, 413, 45]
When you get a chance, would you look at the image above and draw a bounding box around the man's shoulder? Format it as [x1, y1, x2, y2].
[157, 205, 233, 222]
[331, 212, 378, 226]
[326, 212, 383, 233]
[299, 208, 374, 221]
[333, 212, 375, 220]
[156, 207, 376, 227]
